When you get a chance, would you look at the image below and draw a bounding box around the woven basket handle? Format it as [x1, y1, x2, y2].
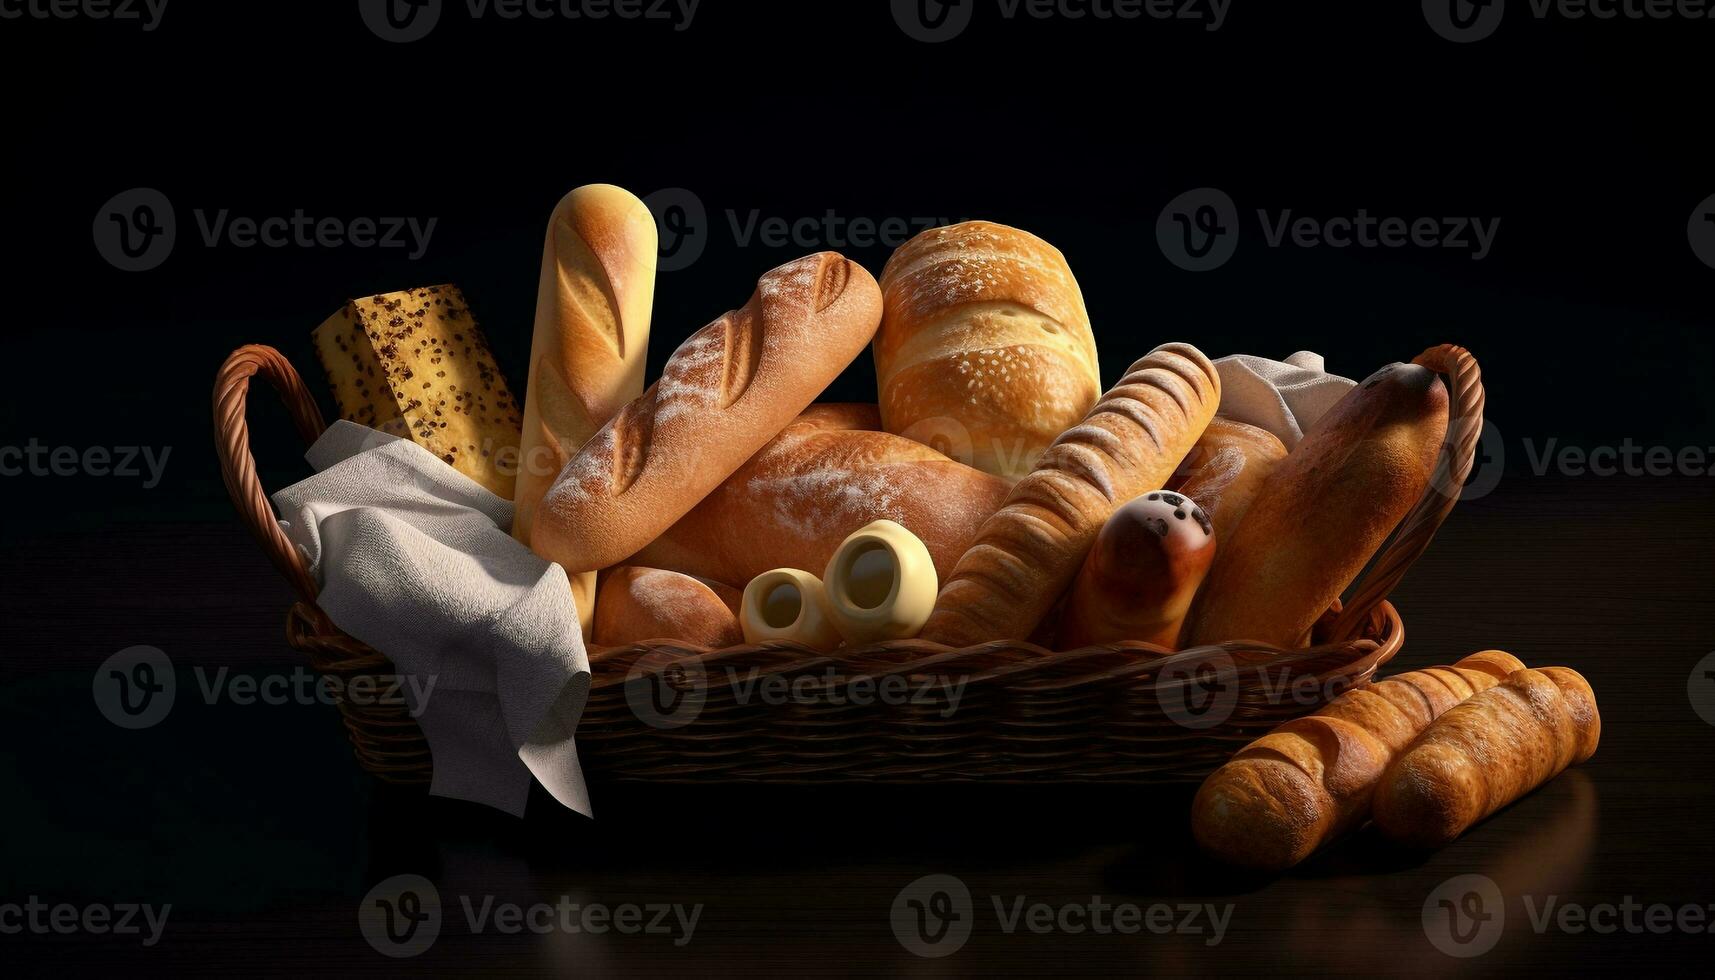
[1329, 344, 1485, 642]
[213, 344, 326, 613]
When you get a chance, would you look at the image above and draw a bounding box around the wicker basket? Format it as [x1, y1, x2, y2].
[214, 344, 1484, 786]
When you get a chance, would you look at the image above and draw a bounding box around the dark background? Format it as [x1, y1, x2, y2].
[3, 1, 1713, 975]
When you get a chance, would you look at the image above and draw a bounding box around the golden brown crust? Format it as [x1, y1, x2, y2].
[920, 343, 1220, 646]
[1184, 363, 1449, 648]
[591, 566, 743, 648]
[1191, 651, 1527, 870]
[513, 185, 657, 547]
[1055, 492, 1215, 650]
[632, 404, 1008, 587]
[1372, 666, 1600, 848]
[876, 222, 1101, 483]
[1169, 418, 1287, 545]
[531, 253, 883, 574]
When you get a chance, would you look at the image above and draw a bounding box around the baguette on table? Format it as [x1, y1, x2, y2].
[1373, 666, 1600, 848]
[919, 343, 1221, 646]
[531, 252, 883, 574]
[512, 185, 658, 636]
[632, 404, 1009, 587]
[1192, 650, 1526, 870]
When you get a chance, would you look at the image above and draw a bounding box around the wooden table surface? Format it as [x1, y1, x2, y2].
[3, 474, 1713, 976]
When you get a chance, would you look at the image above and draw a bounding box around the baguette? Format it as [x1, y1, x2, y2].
[1192, 650, 1526, 870]
[1373, 666, 1600, 848]
[532, 253, 883, 573]
[631, 404, 1009, 587]
[1055, 491, 1214, 650]
[1184, 362, 1448, 648]
[919, 343, 1220, 646]
[513, 185, 657, 637]
[1168, 418, 1287, 545]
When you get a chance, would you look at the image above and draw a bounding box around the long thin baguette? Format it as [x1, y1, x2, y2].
[919, 343, 1220, 646]
[531, 252, 882, 574]
[1192, 650, 1526, 870]
[1373, 666, 1600, 848]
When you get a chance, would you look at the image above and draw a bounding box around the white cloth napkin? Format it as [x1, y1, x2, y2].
[271, 420, 591, 818]
[1213, 351, 1356, 448]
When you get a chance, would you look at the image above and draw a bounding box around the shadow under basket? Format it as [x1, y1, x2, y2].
[216, 344, 1484, 786]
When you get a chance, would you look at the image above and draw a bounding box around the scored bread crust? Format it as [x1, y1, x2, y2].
[632, 404, 1010, 588]
[531, 253, 882, 574]
[876, 221, 1102, 483]
[919, 342, 1221, 646]
[1191, 650, 1527, 870]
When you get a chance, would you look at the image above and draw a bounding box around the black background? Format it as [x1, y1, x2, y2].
[3, 1, 1714, 975]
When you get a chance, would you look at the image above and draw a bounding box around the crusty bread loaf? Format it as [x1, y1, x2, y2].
[1055, 491, 1215, 650]
[1373, 666, 1600, 848]
[632, 404, 1008, 587]
[1192, 650, 1526, 870]
[1184, 363, 1449, 648]
[531, 253, 883, 574]
[592, 566, 742, 648]
[512, 185, 657, 638]
[1168, 418, 1287, 545]
[919, 343, 1221, 646]
[876, 221, 1101, 483]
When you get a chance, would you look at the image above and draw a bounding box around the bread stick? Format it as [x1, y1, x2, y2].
[1372, 666, 1600, 848]
[1192, 650, 1526, 870]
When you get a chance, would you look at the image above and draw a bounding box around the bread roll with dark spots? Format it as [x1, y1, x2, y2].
[1055, 491, 1215, 650]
